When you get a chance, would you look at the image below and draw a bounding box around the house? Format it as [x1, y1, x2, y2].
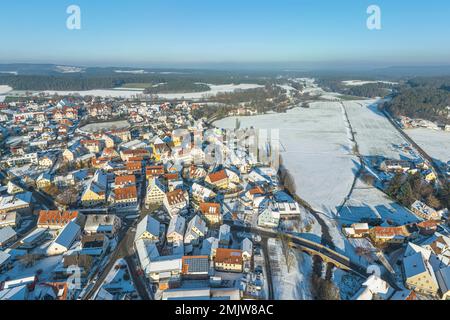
[214, 248, 243, 273]
[37, 210, 79, 229]
[81, 140, 102, 154]
[0, 192, 32, 215]
[113, 186, 138, 210]
[411, 200, 441, 221]
[81, 170, 107, 207]
[436, 266, 450, 300]
[404, 252, 439, 296]
[191, 183, 216, 203]
[0, 211, 21, 229]
[0, 285, 29, 300]
[81, 234, 109, 256]
[258, 206, 280, 228]
[369, 226, 414, 245]
[241, 238, 253, 261]
[114, 175, 136, 188]
[352, 275, 394, 300]
[199, 202, 221, 225]
[0, 250, 11, 272]
[62, 252, 94, 276]
[423, 169, 437, 183]
[46, 221, 81, 256]
[135, 238, 160, 274]
[6, 181, 24, 195]
[146, 165, 165, 180]
[184, 215, 207, 246]
[19, 228, 48, 249]
[135, 215, 160, 243]
[0, 226, 17, 248]
[181, 256, 210, 280]
[201, 237, 219, 259]
[36, 173, 52, 190]
[84, 215, 121, 237]
[380, 159, 412, 173]
[219, 224, 231, 247]
[167, 215, 186, 244]
[147, 256, 183, 289]
[343, 223, 370, 238]
[34, 282, 69, 300]
[205, 169, 240, 190]
[163, 189, 189, 217]
[145, 178, 166, 206]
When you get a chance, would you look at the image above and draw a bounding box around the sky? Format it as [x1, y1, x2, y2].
[1, 0, 450, 68]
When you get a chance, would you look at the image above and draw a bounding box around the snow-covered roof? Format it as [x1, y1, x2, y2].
[54, 220, 80, 249]
[0, 226, 17, 244]
[0, 285, 28, 300]
[135, 215, 160, 241]
[436, 266, 450, 295]
[167, 215, 186, 236]
[0, 249, 11, 266]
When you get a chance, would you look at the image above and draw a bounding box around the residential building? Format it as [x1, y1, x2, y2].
[214, 248, 243, 273]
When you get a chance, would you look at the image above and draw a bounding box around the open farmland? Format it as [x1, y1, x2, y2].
[342, 99, 420, 161]
[215, 101, 358, 218]
[406, 128, 450, 165]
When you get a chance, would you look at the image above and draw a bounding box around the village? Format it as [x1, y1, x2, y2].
[0, 92, 448, 301]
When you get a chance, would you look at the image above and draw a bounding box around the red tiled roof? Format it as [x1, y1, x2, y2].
[115, 175, 136, 186]
[114, 186, 137, 200]
[199, 202, 220, 216]
[38, 210, 78, 226]
[207, 170, 227, 183]
[166, 189, 186, 206]
[215, 248, 243, 265]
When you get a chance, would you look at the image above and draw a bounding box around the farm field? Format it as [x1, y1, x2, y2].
[406, 128, 450, 165]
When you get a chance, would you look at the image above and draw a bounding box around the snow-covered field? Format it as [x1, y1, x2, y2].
[406, 128, 450, 164]
[339, 179, 421, 226]
[80, 120, 130, 133]
[343, 100, 419, 161]
[215, 101, 358, 217]
[0, 85, 12, 102]
[267, 238, 313, 300]
[35, 83, 263, 100]
[342, 80, 398, 86]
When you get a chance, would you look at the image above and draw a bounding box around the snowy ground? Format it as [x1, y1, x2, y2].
[0, 85, 12, 102]
[339, 179, 421, 226]
[79, 120, 130, 133]
[34, 83, 263, 100]
[406, 128, 450, 165]
[0, 254, 62, 283]
[267, 238, 313, 300]
[215, 101, 358, 218]
[343, 100, 419, 161]
[342, 80, 398, 86]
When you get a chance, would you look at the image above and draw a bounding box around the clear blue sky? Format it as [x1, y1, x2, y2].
[1, 0, 450, 67]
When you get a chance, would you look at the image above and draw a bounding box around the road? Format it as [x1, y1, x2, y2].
[260, 238, 274, 300]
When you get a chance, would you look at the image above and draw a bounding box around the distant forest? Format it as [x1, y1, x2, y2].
[384, 77, 450, 125]
[143, 81, 210, 94]
[317, 78, 395, 98]
[0, 72, 268, 92]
